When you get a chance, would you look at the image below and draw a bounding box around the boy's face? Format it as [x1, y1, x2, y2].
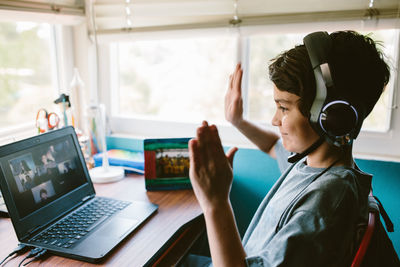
[272, 85, 319, 153]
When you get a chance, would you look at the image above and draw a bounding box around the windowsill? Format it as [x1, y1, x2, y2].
[0, 123, 37, 146]
[109, 130, 400, 163]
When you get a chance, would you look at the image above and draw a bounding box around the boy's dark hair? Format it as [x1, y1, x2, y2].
[269, 31, 390, 125]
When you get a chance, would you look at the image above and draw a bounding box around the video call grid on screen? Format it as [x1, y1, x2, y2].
[0, 136, 87, 219]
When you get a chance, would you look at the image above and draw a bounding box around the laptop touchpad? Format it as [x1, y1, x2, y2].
[96, 217, 139, 238]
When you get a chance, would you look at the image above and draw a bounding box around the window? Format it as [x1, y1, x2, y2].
[116, 36, 237, 123]
[247, 29, 399, 133]
[358, 29, 398, 132]
[106, 24, 400, 160]
[247, 33, 305, 124]
[113, 28, 398, 129]
[0, 21, 57, 130]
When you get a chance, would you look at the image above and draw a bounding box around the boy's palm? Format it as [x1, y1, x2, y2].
[225, 64, 243, 126]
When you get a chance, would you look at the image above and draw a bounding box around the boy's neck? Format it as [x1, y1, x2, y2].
[305, 142, 353, 168]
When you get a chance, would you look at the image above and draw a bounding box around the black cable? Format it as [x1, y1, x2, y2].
[0, 244, 30, 265]
[17, 248, 43, 267]
[23, 249, 47, 266]
[287, 137, 324, 163]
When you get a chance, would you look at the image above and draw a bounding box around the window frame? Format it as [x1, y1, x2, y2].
[0, 13, 78, 145]
[101, 20, 400, 162]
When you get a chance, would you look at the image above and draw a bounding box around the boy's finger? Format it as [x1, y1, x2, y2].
[236, 62, 241, 71]
[233, 68, 243, 93]
[209, 125, 225, 157]
[197, 121, 210, 165]
[189, 138, 200, 174]
[226, 147, 238, 167]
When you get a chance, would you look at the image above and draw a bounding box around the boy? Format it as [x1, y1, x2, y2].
[187, 31, 391, 266]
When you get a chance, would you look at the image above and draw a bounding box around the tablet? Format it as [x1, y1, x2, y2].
[144, 138, 192, 191]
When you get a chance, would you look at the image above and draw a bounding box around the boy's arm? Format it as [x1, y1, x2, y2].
[225, 64, 279, 158]
[233, 120, 279, 158]
[189, 122, 246, 267]
[204, 201, 246, 267]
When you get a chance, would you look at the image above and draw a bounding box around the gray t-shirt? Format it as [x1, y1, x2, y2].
[242, 139, 372, 266]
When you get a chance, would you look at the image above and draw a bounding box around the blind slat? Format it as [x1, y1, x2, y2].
[92, 0, 400, 35]
[0, 0, 85, 16]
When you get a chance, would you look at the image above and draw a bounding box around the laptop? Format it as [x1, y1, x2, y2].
[0, 126, 158, 263]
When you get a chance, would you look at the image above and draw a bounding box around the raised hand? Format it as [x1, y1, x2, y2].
[189, 121, 238, 211]
[225, 63, 244, 127]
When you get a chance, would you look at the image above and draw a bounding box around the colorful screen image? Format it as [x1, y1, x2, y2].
[144, 138, 192, 190]
[155, 149, 189, 178]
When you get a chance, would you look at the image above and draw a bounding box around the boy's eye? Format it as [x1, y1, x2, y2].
[279, 106, 288, 112]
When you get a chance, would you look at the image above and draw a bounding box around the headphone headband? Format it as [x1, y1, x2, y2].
[303, 31, 359, 147]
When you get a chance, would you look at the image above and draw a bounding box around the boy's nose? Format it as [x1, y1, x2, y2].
[271, 112, 281, 127]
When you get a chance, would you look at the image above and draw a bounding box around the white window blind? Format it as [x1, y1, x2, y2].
[91, 0, 400, 36]
[0, 0, 84, 16]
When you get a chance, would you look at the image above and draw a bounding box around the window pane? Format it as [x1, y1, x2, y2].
[0, 21, 56, 128]
[248, 30, 398, 132]
[248, 33, 305, 123]
[117, 36, 236, 123]
[358, 29, 397, 132]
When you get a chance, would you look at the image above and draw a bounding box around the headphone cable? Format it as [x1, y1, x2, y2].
[17, 248, 44, 267]
[0, 244, 30, 266]
[287, 137, 324, 163]
[22, 249, 47, 266]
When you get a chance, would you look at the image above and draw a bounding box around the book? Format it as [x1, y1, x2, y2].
[93, 149, 144, 174]
[144, 138, 192, 191]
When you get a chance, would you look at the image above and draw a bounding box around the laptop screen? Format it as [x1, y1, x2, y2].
[0, 134, 87, 220]
[0, 127, 96, 240]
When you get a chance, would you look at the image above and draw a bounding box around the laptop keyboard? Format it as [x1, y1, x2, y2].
[31, 197, 130, 248]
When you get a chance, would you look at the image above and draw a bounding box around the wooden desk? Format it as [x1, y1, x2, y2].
[0, 174, 204, 266]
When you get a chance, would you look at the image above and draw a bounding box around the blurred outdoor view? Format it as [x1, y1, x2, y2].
[0, 21, 56, 129]
[248, 29, 397, 132]
[118, 36, 236, 124]
[118, 29, 398, 132]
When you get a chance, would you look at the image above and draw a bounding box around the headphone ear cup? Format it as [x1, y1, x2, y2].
[319, 101, 358, 137]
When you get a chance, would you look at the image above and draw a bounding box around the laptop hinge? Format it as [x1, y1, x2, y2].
[82, 194, 95, 202]
[23, 224, 45, 240]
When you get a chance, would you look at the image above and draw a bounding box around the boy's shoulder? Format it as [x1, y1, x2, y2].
[313, 166, 371, 192]
[297, 167, 371, 217]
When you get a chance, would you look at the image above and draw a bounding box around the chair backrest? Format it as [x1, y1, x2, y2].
[351, 192, 379, 267]
[351, 211, 376, 267]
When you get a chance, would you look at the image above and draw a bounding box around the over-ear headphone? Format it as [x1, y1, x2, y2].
[303, 31, 361, 147]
